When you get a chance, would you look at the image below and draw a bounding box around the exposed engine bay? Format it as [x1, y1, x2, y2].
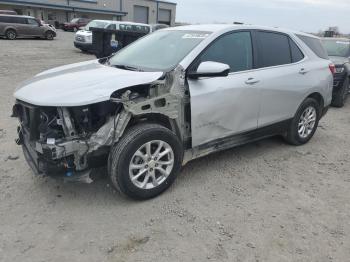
[12, 66, 191, 181]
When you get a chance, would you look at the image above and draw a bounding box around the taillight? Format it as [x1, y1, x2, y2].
[329, 63, 335, 75]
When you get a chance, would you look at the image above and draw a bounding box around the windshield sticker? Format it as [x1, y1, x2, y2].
[182, 33, 210, 39]
[336, 41, 350, 45]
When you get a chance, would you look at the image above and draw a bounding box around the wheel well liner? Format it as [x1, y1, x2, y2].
[307, 92, 324, 110]
[127, 113, 181, 138]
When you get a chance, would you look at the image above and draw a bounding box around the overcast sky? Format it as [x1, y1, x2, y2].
[174, 0, 350, 33]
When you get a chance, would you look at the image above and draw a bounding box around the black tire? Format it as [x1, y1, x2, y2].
[331, 77, 349, 108]
[284, 98, 320, 146]
[6, 29, 17, 40]
[108, 123, 183, 200]
[45, 31, 54, 40]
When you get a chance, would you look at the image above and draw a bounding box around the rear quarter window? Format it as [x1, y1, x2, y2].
[0, 16, 13, 23]
[297, 35, 328, 59]
[289, 39, 304, 62]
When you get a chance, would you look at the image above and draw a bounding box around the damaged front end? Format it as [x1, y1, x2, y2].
[13, 100, 125, 182]
[12, 65, 191, 182]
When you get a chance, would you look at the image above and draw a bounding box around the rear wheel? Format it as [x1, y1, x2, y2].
[108, 123, 183, 200]
[6, 29, 17, 40]
[284, 98, 320, 145]
[332, 77, 349, 108]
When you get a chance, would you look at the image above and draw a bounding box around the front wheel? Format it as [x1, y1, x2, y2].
[284, 98, 320, 145]
[108, 123, 183, 200]
[45, 31, 54, 40]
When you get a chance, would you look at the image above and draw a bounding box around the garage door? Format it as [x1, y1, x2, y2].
[158, 9, 171, 25]
[134, 5, 148, 24]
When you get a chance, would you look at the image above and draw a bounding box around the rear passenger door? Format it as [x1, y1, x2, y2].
[252, 31, 311, 127]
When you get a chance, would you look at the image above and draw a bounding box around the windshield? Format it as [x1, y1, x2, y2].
[70, 18, 79, 23]
[109, 30, 211, 71]
[322, 39, 350, 57]
[86, 20, 110, 31]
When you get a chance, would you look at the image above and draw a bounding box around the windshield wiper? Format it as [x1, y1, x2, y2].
[112, 64, 143, 72]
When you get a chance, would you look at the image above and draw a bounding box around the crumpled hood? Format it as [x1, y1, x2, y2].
[329, 56, 350, 66]
[14, 60, 163, 107]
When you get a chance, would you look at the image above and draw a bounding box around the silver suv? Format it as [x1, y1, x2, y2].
[0, 15, 56, 40]
[13, 25, 333, 199]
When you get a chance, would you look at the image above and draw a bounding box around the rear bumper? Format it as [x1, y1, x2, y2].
[74, 41, 93, 51]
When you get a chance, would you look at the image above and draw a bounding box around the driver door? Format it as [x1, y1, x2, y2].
[188, 31, 261, 147]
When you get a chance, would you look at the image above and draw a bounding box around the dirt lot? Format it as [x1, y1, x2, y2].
[1, 31, 350, 262]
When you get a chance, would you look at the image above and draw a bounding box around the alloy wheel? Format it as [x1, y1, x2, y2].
[298, 106, 317, 138]
[129, 140, 174, 190]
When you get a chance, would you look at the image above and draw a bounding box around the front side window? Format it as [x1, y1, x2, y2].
[322, 39, 350, 57]
[198, 31, 253, 72]
[27, 18, 39, 26]
[109, 30, 211, 71]
[257, 31, 292, 67]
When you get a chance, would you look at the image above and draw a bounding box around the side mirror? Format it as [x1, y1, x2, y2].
[188, 61, 230, 79]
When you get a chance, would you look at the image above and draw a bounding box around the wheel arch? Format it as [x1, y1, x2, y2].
[305, 92, 324, 111]
[5, 26, 17, 34]
[127, 113, 182, 140]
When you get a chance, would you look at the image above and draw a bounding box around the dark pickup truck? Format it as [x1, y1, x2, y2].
[322, 38, 350, 107]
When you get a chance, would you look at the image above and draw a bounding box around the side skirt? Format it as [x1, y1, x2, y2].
[183, 119, 292, 164]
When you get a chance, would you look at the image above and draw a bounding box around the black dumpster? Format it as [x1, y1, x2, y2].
[91, 27, 148, 58]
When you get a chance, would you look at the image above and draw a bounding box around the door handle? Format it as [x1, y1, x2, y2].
[245, 78, 260, 85]
[299, 68, 308, 75]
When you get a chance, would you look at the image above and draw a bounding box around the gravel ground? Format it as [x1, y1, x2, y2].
[1, 31, 350, 262]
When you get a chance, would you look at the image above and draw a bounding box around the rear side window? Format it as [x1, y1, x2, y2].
[256, 31, 292, 67]
[297, 35, 328, 59]
[289, 39, 304, 62]
[0, 16, 13, 23]
[199, 31, 253, 72]
[0, 16, 26, 24]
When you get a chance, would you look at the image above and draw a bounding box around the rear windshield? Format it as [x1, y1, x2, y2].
[297, 35, 329, 59]
[322, 39, 350, 57]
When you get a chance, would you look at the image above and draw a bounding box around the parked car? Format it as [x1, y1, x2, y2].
[0, 10, 17, 15]
[74, 20, 152, 52]
[321, 37, 350, 107]
[63, 18, 90, 32]
[13, 25, 333, 199]
[0, 15, 56, 40]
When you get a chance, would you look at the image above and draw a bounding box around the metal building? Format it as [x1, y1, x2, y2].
[0, 0, 176, 26]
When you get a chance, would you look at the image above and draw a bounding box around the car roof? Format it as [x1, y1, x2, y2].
[166, 24, 318, 38]
[0, 14, 33, 19]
